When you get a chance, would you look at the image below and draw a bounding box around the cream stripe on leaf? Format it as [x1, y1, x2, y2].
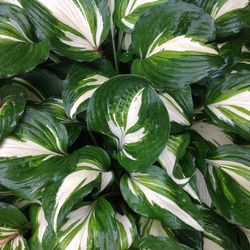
[0, 84, 26, 143]
[131, 1, 223, 90]
[0, 4, 49, 79]
[63, 64, 111, 119]
[114, 0, 168, 31]
[42, 146, 114, 233]
[205, 71, 250, 140]
[20, 0, 110, 62]
[205, 145, 250, 228]
[120, 166, 204, 231]
[0, 0, 22, 8]
[57, 198, 119, 250]
[0, 108, 79, 200]
[87, 75, 170, 172]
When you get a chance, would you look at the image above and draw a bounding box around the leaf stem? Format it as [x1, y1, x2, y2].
[0, 230, 19, 246]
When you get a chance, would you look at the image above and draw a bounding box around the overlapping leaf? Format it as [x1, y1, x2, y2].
[0, 84, 26, 142]
[87, 75, 170, 172]
[131, 0, 223, 91]
[20, 0, 110, 62]
[0, 3, 49, 79]
[0, 108, 78, 200]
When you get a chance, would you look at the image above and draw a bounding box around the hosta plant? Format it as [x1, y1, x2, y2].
[0, 0, 250, 249]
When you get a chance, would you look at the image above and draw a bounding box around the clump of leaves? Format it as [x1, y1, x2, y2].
[0, 0, 250, 249]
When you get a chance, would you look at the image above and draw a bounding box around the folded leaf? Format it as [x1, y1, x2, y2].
[0, 84, 26, 142]
[0, 4, 49, 79]
[42, 146, 114, 232]
[57, 198, 119, 250]
[205, 145, 250, 228]
[120, 166, 204, 231]
[87, 75, 170, 172]
[20, 0, 110, 62]
[0, 108, 78, 200]
[131, 0, 223, 91]
[63, 64, 110, 119]
[205, 71, 250, 140]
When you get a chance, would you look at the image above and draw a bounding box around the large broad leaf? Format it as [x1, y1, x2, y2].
[120, 166, 204, 231]
[205, 145, 250, 228]
[131, 0, 223, 91]
[0, 202, 29, 250]
[186, 0, 250, 38]
[56, 198, 119, 250]
[114, 0, 168, 32]
[20, 0, 110, 62]
[42, 146, 114, 232]
[159, 86, 193, 128]
[200, 206, 245, 250]
[204, 71, 250, 140]
[137, 236, 193, 250]
[0, 3, 49, 79]
[0, 84, 26, 142]
[87, 75, 170, 172]
[0, 108, 78, 200]
[63, 64, 111, 119]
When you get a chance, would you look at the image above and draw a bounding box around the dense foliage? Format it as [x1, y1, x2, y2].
[0, 0, 250, 249]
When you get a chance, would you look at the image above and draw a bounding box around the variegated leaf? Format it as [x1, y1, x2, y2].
[205, 145, 250, 228]
[0, 3, 49, 79]
[0, 235, 28, 250]
[42, 146, 114, 232]
[131, 0, 223, 90]
[0, 0, 22, 8]
[57, 198, 119, 250]
[87, 75, 170, 172]
[63, 64, 110, 119]
[120, 166, 204, 231]
[205, 71, 250, 140]
[0, 84, 26, 142]
[114, 0, 168, 32]
[115, 213, 138, 250]
[20, 0, 110, 62]
[0, 108, 78, 200]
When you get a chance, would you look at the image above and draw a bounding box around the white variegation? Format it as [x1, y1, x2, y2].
[129, 173, 204, 231]
[191, 122, 233, 146]
[1, 0, 22, 8]
[121, 0, 161, 29]
[183, 183, 200, 202]
[211, 0, 249, 20]
[59, 204, 94, 250]
[0, 138, 61, 158]
[115, 213, 133, 248]
[108, 88, 146, 160]
[207, 91, 250, 125]
[206, 159, 250, 192]
[139, 217, 169, 237]
[69, 75, 109, 119]
[159, 92, 190, 125]
[196, 169, 212, 207]
[37, 0, 104, 50]
[146, 34, 218, 58]
[53, 161, 113, 231]
[240, 227, 250, 243]
[37, 207, 48, 242]
[0, 227, 18, 238]
[10, 236, 26, 250]
[203, 238, 224, 250]
[122, 33, 132, 51]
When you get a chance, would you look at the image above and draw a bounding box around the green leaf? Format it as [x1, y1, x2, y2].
[0, 3, 49, 79]
[120, 166, 204, 231]
[42, 146, 114, 232]
[115, 213, 138, 250]
[20, 0, 110, 62]
[205, 145, 250, 228]
[0, 108, 79, 200]
[0, 0, 22, 8]
[0, 84, 26, 142]
[87, 75, 170, 172]
[56, 198, 119, 250]
[114, 0, 168, 32]
[205, 71, 250, 140]
[137, 236, 193, 250]
[0, 235, 28, 250]
[131, 0, 223, 91]
[63, 64, 110, 119]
